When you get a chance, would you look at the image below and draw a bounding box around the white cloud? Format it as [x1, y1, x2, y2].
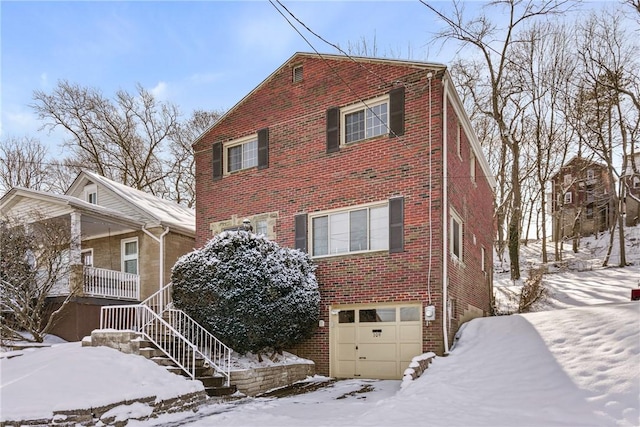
[150, 81, 168, 100]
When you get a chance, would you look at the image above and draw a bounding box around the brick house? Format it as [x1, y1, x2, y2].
[193, 53, 496, 380]
[0, 170, 195, 341]
[550, 156, 614, 241]
[622, 152, 640, 227]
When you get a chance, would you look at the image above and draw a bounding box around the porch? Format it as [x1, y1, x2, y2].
[72, 265, 140, 301]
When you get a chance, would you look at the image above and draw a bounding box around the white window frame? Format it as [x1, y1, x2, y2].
[340, 95, 389, 145]
[481, 246, 486, 272]
[224, 134, 258, 174]
[586, 169, 595, 180]
[292, 65, 303, 83]
[84, 184, 98, 204]
[81, 249, 93, 267]
[310, 201, 389, 258]
[633, 176, 640, 188]
[121, 237, 139, 275]
[563, 174, 572, 186]
[564, 191, 572, 204]
[450, 209, 463, 262]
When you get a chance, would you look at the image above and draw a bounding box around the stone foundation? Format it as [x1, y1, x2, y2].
[0, 391, 207, 427]
[231, 363, 315, 396]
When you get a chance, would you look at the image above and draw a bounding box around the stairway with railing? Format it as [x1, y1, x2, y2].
[100, 283, 232, 387]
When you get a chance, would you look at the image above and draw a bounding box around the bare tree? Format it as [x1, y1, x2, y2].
[165, 109, 223, 208]
[572, 9, 639, 266]
[31, 81, 180, 196]
[0, 214, 76, 343]
[424, 0, 574, 279]
[0, 136, 54, 195]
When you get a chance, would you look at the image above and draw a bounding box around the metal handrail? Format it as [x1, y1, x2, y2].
[166, 308, 232, 386]
[101, 282, 232, 386]
[100, 304, 198, 379]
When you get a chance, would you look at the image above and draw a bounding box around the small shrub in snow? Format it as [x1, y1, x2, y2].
[518, 268, 548, 313]
[171, 231, 320, 358]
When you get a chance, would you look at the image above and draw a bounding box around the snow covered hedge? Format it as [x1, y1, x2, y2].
[171, 231, 320, 356]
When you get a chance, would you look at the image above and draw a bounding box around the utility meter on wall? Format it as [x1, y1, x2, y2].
[425, 305, 436, 321]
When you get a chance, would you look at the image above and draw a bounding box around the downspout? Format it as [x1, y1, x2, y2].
[141, 226, 171, 294]
[442, 74, 450, 355]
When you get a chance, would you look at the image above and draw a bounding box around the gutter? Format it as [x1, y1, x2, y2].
[442, 74, 450, 355]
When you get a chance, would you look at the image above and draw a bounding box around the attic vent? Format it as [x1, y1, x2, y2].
[293, 65, 303, 83]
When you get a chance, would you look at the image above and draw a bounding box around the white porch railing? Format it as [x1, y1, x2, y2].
[84, 266, 139, 300]
[100, 283, 232, 386]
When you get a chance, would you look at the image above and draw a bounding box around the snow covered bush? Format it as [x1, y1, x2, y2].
[171, 231, 320, 357]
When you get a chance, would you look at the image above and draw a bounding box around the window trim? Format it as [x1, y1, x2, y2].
[564, 191, 572, 204]
[84, 184, 98, 205]
[309, 201, 389, 258]
[586, 169, 595, 180]
[480, 246, 486, 272]
[81, 248, 93, 267]
[121, 237, 139, 275]
[450, 209, 463, 262]
[224, 134, 259, 175]
[340, 94, 389, 146]
[292, 65, 303, 83]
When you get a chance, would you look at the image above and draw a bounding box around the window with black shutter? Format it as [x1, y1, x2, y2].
[295, 213, 308, 252]
[389, 87, 405, 138]
[389, 197, 404, 253]
[326, 107, 340, 153]
[258, 127, 269, 169]
[212, 142, 223, 181]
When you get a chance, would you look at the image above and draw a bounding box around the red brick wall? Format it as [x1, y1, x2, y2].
[194, 54, 493, 375]
[444, 99, 495, 346]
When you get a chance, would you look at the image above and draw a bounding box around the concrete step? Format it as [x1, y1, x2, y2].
[205, 384, 237, 397]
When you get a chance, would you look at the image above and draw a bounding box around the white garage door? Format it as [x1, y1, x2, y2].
[330, 304, 423, 380]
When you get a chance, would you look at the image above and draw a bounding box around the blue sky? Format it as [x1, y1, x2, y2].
[0, 1, 618, 157]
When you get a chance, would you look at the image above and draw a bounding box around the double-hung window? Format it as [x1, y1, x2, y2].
[450, 209, 463, 261]
[226, 135, 258, 173]
[311, 203, 389, 257]
[341, 95, 389, 145]
[122, 238, 138, 275]
[84, 184, 98, 204]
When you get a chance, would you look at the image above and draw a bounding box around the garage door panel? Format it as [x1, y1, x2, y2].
[400, 342, 422, 360]
[335, 360, 356, 379]
[337, 326, 356, 343]
[338, 343, 356, 359]
[332, 304, 422, 380]
[399, 324, 421, 340]
[357, 325, 396, 343]
[359, 343, 396, 361]
[358, 361, 398, 380]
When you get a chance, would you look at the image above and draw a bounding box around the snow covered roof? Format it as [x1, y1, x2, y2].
[0, 186, 145, 229]
[66, 171, 195, 236]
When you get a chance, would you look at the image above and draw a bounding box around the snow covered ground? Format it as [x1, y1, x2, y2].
[1, 227, 639, 426]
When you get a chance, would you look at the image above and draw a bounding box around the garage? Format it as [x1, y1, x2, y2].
[330, 303, 423, 380]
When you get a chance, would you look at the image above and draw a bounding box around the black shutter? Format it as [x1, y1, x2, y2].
[295, 213, 308, 252]
[326, 107, 340, 153]
[258, 127, 269, 170]
[389, 197, 404, 253]
[389, 87, 405, 138]
[212, 142, 223, 181]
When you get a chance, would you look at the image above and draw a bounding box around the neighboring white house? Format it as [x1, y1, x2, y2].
[0, 170, 196, 341]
